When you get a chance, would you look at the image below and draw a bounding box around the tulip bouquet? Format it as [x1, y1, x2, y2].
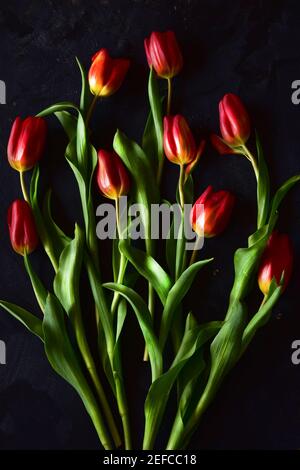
[1, 30, 299, 450]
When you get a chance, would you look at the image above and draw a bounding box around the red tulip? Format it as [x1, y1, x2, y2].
[88, 49, 130, 97]
[7, 200, 39, 255]
[163, 115, 204, 168]
[258, 232, 293, 295]
[219, 93, 250, 146]
[97, 150, 130, 199]
[144, 31, 183, 79]
[7, 116, 47, 172]
[210, 133, 238, 155]
[191, 186, 235, 238]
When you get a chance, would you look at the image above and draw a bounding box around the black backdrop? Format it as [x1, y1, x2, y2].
[0, 0, 300, 450]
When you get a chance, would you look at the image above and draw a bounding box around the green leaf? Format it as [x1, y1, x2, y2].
[229, 229, 268, 306]
[36, 102, 78, 118]
[159, 258, 214, 349]
[255, 131, 270, 229]
[116, 299, 127, 343]
[54, 111, 77, 141]
[113, 130, 159, 252]
[242, 281, 282, 353]
[30, 165, 59, 271]
[143, 320, 221, 449]
[53, 225, 84, 323]
[76, 57, 92, 116]
[0, 301, 44, 340]
[43, 190, 71, 254]
[166, 212, 177, 279]
[175, 214, 186, 280]
[43, 293, 112, 449]
[65, 139, 98, 256]
[142, 68, 163, 179]
[76, 112, 88, 172]
[268, 174, 300, 232]
[104, 282, 162, 382]
[119, 239, 172, 305]
[112, 237, 121, 282]
[205, 300, 247, 399]
[24, 253, 48, 313]
[85, 255, 115, 360]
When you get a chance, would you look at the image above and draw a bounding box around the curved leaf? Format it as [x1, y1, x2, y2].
[43, 190, 71, 254]
[76, 57, 92, 116]
[143, 320, 221, 449]
[104, 282, 162, 382]
[43, 293, 112, 449]
[30, 165, 59, 271]
[268, 174, 300, 232]
[53, 225, 84, 322]
[119, 239, 171, 305]
[54, 110, 77, 141]
[113, 130, 159, 251]
[242, 281, 282, 353]
[36, 101, 78, 118]
[159, 258, 214, 349]
[255, 131, 270, 229]
[24, 254, 48, 313]
[0, 300, 43, 340]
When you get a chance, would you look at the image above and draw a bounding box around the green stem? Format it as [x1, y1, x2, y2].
[85, 255, 132, 450]
[114, 369, 132, 450]
[88, 400, 114, 450]
[189, 235, 202, 266]
[167, 389, 210, 450]
[111, 254, 127, 315]
[74, 310, 121, 448]
[111, 197, 128, 316]
[20, 171, 29, 203]
[167, 78, 172, 115]
[241, 145, 259, 182]
[143, 283, 155, 361]
[178, 164, 185, 209]
[86, 95, 98, 126]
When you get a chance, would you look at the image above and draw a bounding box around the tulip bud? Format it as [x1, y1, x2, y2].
[144, 31, 183, 79]
[219, 93, 250, 146]
[7, 200, 39, 255]
[210, 133, 238, 155]
[7, 116, 47, 172]
[191, 186, 235, 238]
[258, 231, 293, 295]
[164, 115, 201, 167]
[88, 49, 130, 97]
[97, 150, 130, 199]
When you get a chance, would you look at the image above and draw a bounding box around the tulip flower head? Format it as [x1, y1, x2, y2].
[191, 186, 235, 238]
[7, 116, 47, 172]
[219, 93, 250, 147]
[163, 115, 204, 171]
[97, 150, 130, 200]
[144, 31, 183, 79]
[258, 231, 293, 296]
[88, 48, 130, 97]
[7, 200, 39, 255]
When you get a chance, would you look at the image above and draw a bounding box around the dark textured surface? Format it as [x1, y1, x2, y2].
[0, 0, 300, 450]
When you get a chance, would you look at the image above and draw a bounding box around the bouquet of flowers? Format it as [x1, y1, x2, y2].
[2, 30, 298, 450]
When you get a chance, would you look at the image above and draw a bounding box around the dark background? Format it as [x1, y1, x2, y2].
[0, 0, 300, 450]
